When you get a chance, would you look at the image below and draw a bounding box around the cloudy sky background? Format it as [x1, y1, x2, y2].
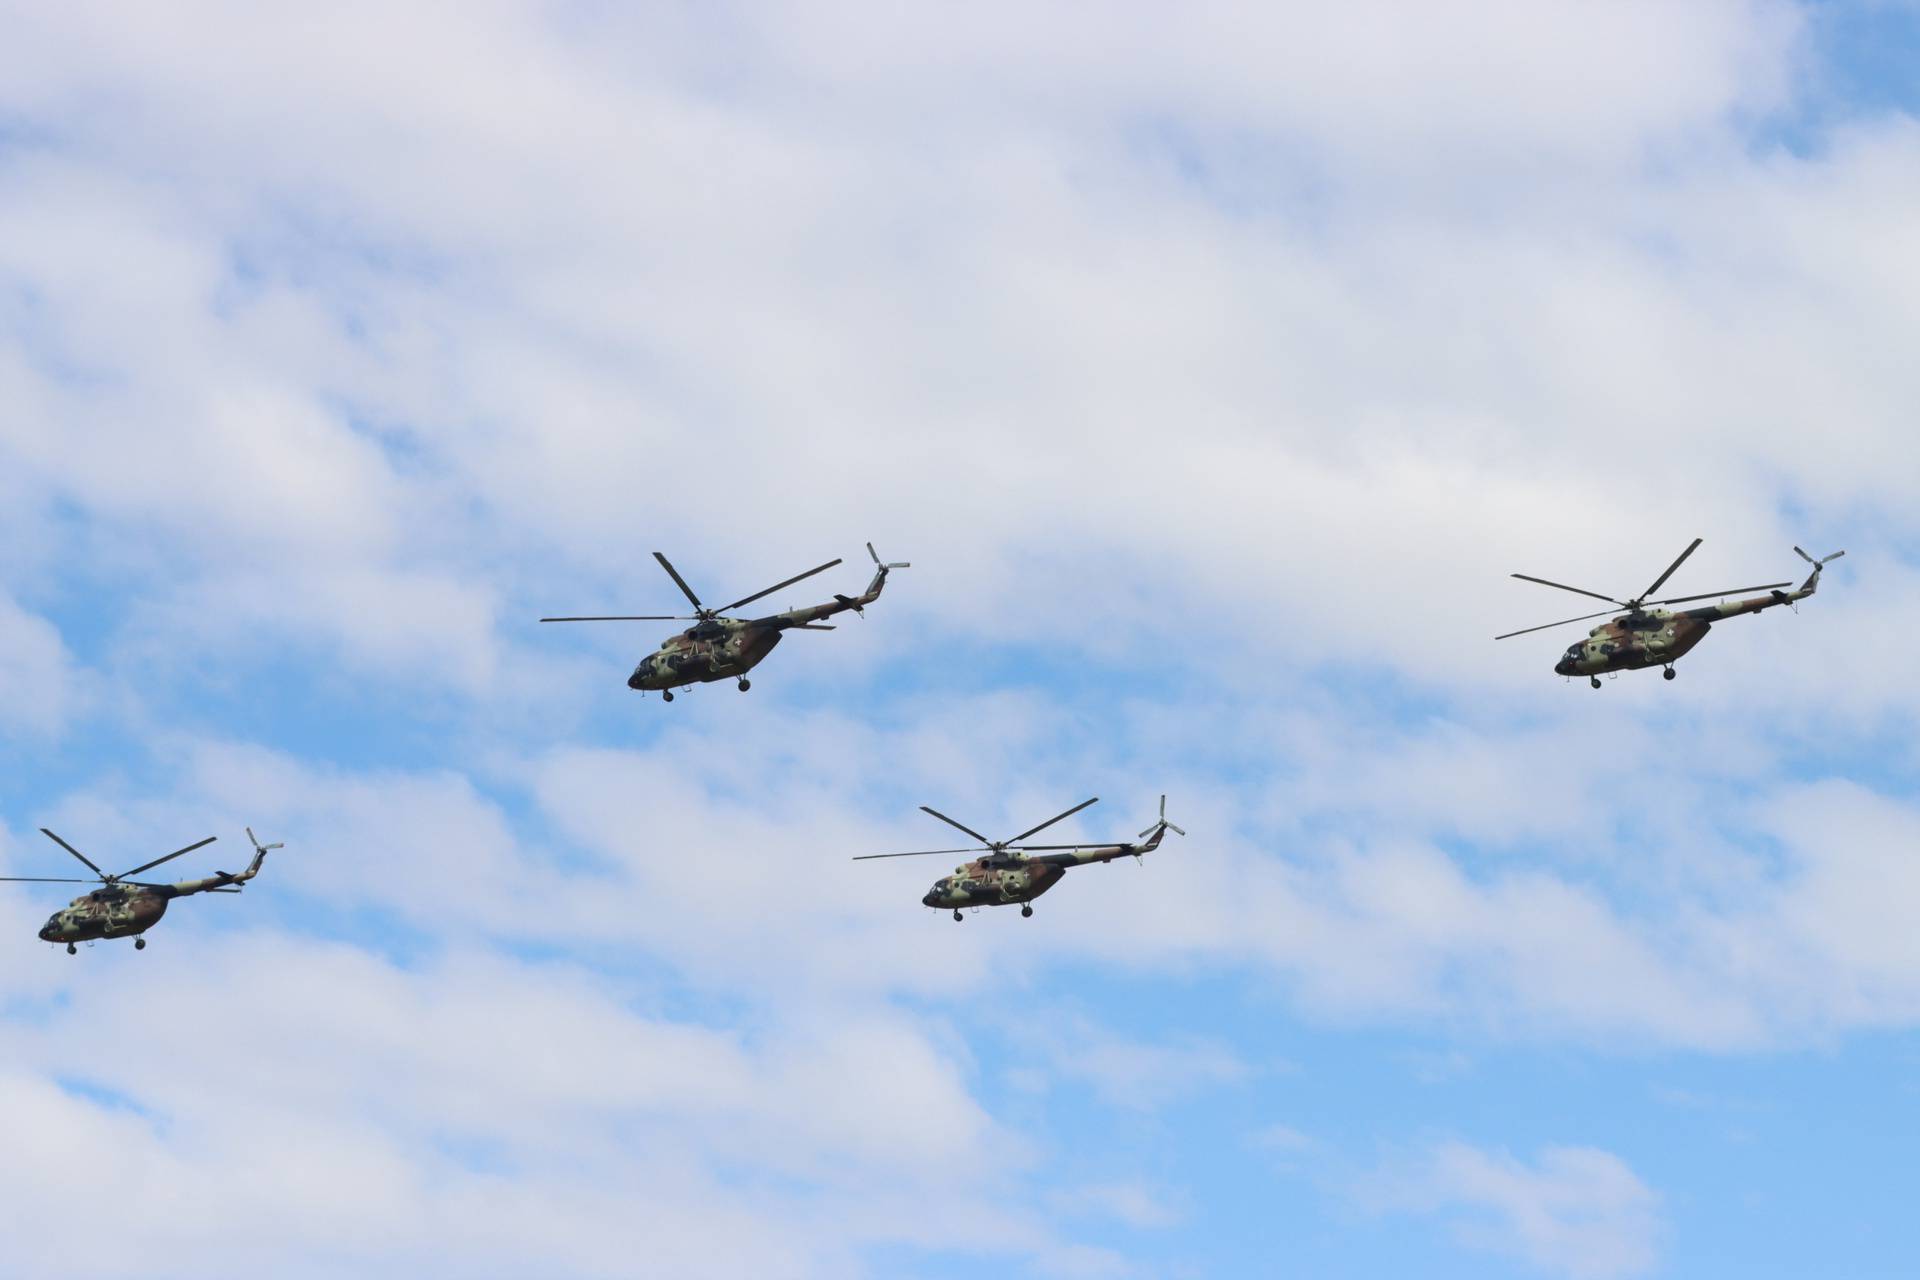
[1, 2, 1917, 1275]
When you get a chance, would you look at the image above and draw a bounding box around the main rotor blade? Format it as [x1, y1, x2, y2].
[1509, 575, 1624, 607]
[790, 623, 836, 631]
[919, 806, 994, 846]
[40, 829, 106, 878]
[1005, 797, 1099, 846]
[718, 559, 843, 614]
[1494, 608, 1618, 640]
[539, 615, 695, 622]
[120, 836, 216, 879]
[1638, 537, 1703, 602]
[851, 848, 982, 861]
[653, 552, 705, 612]
[0, 876, 95, 883]
[1650, 582, 1793, 606]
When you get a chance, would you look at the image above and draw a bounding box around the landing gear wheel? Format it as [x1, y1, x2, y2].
[1020, 904, 1033, 918]
[134, 937, 146, 950]
[737, 678, 750, 692]
[662, 690, 674, 702]
[66, 943, 76, 954]
[953, 909, 964, 922]
[1590, 676, 1602, 689]
[1663, 666, 1676, 681]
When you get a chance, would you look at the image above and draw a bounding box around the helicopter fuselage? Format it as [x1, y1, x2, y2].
[1553, 608, 1712, 677]
[18, 832, 275, 952]
[628, 619, 781, 691]
[614, 555, 904, 695]
[1509, 542, 1841, 686]
[38, 885, 171, 944]
[923, 855, 1069, 910]
[921, 831, 1168, 913]
[1551, 581, 1810, 679]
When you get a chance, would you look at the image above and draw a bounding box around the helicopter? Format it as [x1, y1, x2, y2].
[542, 542, 909, 700]
[2, 827, 281, 953]
[1498, 539, 1845, 687]
[855, 796, 1184, 921]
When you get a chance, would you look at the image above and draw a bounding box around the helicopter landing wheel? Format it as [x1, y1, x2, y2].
[134, 937, 146, 950]
[953, 909, 964, 922]
[661, 690, 674, 702]
[1663, 666, 1676, 681]
[66, 943, 76, 955]
[737, 678, 750, 692]
[1590, 676, 1602, 689]
[1020, 904, 1033, 918]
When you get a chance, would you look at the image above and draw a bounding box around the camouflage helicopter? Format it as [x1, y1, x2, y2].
[1499, 539, 1845, 687]
[855, 796, 1184, 921]
[542, 542, 909, 700]
[2, 827, 281, 953]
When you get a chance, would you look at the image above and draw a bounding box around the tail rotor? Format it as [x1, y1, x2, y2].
[238, 827, 284, 882]
[1138, 795, 1186, 843]
[1794, 546, 1846, 568]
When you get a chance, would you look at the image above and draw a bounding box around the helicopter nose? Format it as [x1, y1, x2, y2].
[922, 890, 938, 907]
[1554, 657, 1574, 675]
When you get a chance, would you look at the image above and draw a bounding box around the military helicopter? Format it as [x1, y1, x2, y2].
[1499, 539, 1845, 687]
[855, 796, 1184, 921]
[2, 827, 281, 953]
[542, 542, 909, 700]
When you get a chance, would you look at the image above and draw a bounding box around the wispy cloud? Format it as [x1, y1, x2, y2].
[1361, 1141, 1663, 1280]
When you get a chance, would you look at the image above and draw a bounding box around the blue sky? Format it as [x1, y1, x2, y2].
[1, 2, 1918, 1276]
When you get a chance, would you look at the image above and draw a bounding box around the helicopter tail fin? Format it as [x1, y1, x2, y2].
[1133, 795, 1186, 854]
[1792, 546, 1845, 599]
[238, 827, 284, 882]
[851, 541, 911, 610]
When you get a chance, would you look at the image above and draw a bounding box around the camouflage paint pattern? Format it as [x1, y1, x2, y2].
[1552, 558, 1830, 678]
[921, 821, 1175, 912]
[36, 842, 273, 947]
[627, 559, 899, 692]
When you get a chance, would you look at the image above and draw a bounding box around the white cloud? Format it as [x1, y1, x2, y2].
[0, 589, 84, 736]
[1010, 1013, 1251, 1111]
[1365, 1141, 1662, 1280]
[1048, 1181, 1183, 1230]
[0, 934, 1035, 1279]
